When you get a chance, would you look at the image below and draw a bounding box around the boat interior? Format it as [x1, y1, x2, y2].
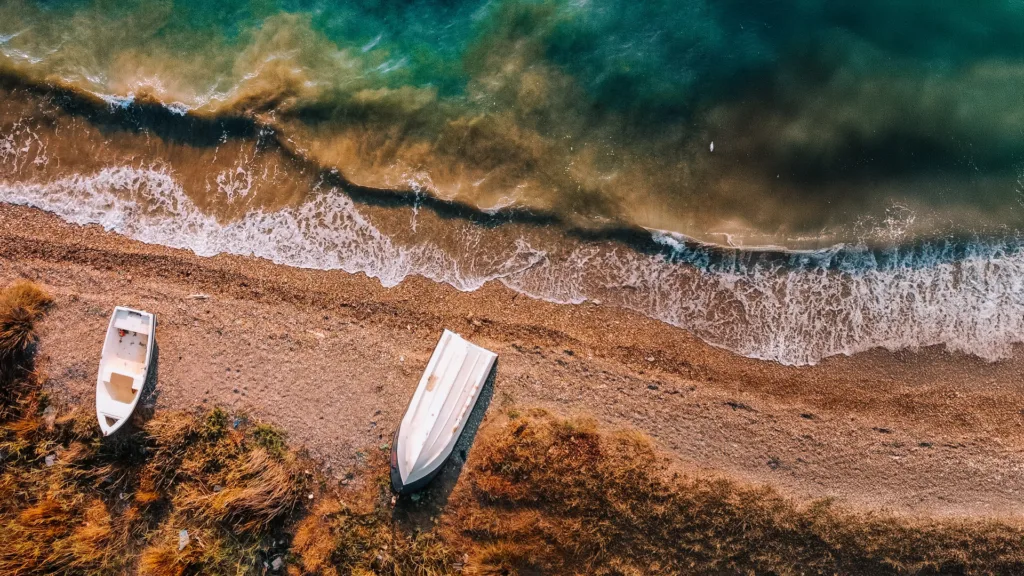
[98, 310, 152, 427]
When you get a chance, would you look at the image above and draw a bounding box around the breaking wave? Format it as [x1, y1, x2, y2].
[506, 234, 1024, 365]
[0, 166, 546, 291]
[4, 0, 1024, 247]
[3, 165, 1024, 366]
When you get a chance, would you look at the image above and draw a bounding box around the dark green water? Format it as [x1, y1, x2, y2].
[2, 1, 1024, 364]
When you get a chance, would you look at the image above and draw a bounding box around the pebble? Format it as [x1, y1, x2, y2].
[43, 406, 56, 429]
[178, 529, 190, 551]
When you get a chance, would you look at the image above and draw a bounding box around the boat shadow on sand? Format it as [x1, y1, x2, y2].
[391, 359, 498, 530]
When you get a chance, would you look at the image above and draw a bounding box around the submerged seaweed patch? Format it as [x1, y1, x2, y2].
[4, 0, 1024, 240]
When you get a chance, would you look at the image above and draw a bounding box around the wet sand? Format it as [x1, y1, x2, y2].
[1, 203, 1022, 519]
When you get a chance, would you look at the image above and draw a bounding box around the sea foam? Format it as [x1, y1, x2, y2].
[2, 166, 1024, 366]
[504, 236, 1024, 365]
[0, 166, 545, 291]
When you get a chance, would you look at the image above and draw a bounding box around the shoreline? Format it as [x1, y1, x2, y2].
[4, 72, 1024, 366]
[2, 65, 1022, 253]
[2, 203, 1023, 518]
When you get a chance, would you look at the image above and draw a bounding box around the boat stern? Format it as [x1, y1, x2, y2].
[96, 411, 125, 437]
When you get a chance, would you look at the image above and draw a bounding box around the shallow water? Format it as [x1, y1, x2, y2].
[2, 1, 1024, 364]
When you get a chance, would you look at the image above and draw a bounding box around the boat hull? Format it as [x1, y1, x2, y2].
[96, 307, 155, 436]
[390, 330, 497, 494]
[390, 428, 444, 495]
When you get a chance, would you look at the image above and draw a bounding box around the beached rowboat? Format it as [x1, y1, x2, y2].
[96, 307, 155, 436]
[391, 329, 497, 494]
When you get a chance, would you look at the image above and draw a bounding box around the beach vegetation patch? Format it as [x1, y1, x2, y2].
[0, 382, 306, 573]
[252, 422, 288, 459]
[0, 280, 52, 382]
[452, 413, 1024, 575]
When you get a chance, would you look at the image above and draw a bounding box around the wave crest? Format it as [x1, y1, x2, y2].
[3, 165, 1024, 365]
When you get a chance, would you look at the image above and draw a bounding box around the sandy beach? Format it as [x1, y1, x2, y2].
[2, 203, 1022, 519]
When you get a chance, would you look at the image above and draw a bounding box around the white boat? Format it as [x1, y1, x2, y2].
[391, 329, 497, 494]
[96, 306, 155, 436]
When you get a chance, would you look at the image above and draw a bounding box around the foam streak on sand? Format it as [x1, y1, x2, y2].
[506, 238, 1024, 365]
[3, 166, 1024, 366]
[0, 166, 546, 291]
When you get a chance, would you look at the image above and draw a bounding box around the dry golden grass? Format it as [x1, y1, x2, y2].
[452, 411, 1024, 575]
[290, 487, 457, 576]
[0, 280, 52, 380]
[3, 279, 55, 317]
[0, 398, 309, 575]
[176, 447, 299, 533]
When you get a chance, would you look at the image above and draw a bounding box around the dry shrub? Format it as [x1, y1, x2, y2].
[292, 500, 345, 575]
[290, 490, 457, 576]
[464, 542, 539, 576]
[3, 280, 54, 317]
[131, 409, 305, 573]
[177, 448, 299, 533]
[0, 389, 307, 575]
[50, 500, 117, 571]
[455, 414, 1024, 576]
[138, 524, 264, 576]
[0, 482, 127, 574]
[138, 537, 184, 576]
[0, 306, 36, 363]
[0, 280, 51, 384]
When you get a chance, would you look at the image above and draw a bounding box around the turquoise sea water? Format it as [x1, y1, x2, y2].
[2, 1, 1024, 364]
